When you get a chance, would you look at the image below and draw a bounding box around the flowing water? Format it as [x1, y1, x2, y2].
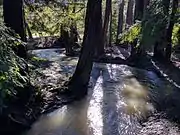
[27, 49, 180, 135]
[27, 61, 176, 135]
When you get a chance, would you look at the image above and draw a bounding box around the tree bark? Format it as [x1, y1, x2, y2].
[116, 0, 124, 44]
[3, 0, 27, 58]
[102, 0, 112, 48]
[68, 0, 102, 98]
[60, 25, 73, 56]
[134, 0, 144, 22]
[25, 22, 33, 40]
[94, 0, 103, 57]
[126, 0, 134, 26]
[3, 0, 27, 41]
[165, 0, 179, 61]
[109, 10, 113, 46]
[136, 0, 150, 55]
[154, 0, 171, 58]
[82, 0, 92, 44]
[143, 0, 150, 12]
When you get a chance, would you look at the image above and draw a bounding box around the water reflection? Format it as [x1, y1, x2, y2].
[30, 49, 78, 65]
[27, 63, 163, 135]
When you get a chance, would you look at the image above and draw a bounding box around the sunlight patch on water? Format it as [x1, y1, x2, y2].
[122, 77, 154, 118]
[87, 76, 103, 135]
[30, 49, 78, 65]
[31, 49, 66, 61]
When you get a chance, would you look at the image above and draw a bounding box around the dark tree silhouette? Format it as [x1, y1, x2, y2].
[102, 0, 112, 48]
[143, 0, 150, 12]
[126, 0, 134, 26]
[116, 0, 124, 44]
[60, 25, 74, 56]
[68, 0, 102, 98]
[109, 9, 112, 46]
[165, 0, 179, 61]
[154, 0, 171, 59]
[134, 0, 144, 22]
[3, 0, 27, 58]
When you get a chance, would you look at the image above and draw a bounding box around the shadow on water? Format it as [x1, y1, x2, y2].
[101, 64, 142, 135]
[129, 66, 180, 124]
[102, 66, 119, 135]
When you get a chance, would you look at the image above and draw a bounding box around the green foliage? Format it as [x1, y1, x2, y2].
[172, 24, 180, 46]
[140, 0, 169, 50]
[0, 22, 28, 113]
[140, 0, 180, 50]
[118, 0, 179, 50]
[118, 22, 141, 44]
[25, 2, 85, 37]
[31, 56, 47, 62]
[111, 9, 118, 42]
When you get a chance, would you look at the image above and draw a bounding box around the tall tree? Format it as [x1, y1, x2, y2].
[116, 0, 124, 43]
[68, 0, 102, 98]
[3, 0, 27, 58]
[102, 0, 112, 48]
[165, 0, 179, 60]
[143, 0, 150, 12]
[154, 0, 171, 58]
[135, 0, 150, 55]
[126, 0, 134, 26]
[109, 8, 113, 46]
[3, 0, 26, 41]
[134, 0, 144, 22]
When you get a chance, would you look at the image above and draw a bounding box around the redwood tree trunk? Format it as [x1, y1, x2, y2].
[82, 0, 93, 44]
[143, 0, 150, 12]
[126, 0, 134, 26]
[3, 0, 26, 41]
[154, 0, 171, 58]
[25, 22, 33, 39]
[102, 0, 112, 49]
[3, 0, 27, 58]
[116, 0, 124, 44]
[134, 0, 144, 22]
[60, 25, 73, 56]
[68, 0, 102, 98]
[165, 0, 178, 61]
[109, 8, 113, 46]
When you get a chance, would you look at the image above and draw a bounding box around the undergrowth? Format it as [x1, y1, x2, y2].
[0, 22, 29, 114]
